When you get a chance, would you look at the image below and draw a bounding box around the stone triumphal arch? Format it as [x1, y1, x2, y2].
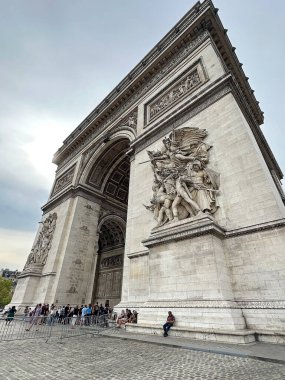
[12, 0, 285, 343]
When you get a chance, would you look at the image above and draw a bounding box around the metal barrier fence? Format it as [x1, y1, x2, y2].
[0, 314, 114, 342]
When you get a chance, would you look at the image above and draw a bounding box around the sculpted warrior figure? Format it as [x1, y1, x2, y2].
[24, 213, 57, 270]
[187, 160, 220, 214]
[145, 127, 220, 227]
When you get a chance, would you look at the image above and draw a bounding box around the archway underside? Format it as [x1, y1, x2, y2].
[87, 139, 130, 307]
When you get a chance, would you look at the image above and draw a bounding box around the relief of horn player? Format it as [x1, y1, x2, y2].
[145, 128, 220, 227]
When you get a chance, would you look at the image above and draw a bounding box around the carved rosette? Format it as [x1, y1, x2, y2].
[23, 212, 57, 271]
[145, 127, 220, 228]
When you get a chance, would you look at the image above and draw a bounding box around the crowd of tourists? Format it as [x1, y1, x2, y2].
[116, 308, 138, 327]
[24, 303, 114, 330]
[3, 304, 174, 337]
[2, 303, 113, 328]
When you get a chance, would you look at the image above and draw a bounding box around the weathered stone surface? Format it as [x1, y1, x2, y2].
[10, 0, 285, 342]
[0, 336, 284, 379]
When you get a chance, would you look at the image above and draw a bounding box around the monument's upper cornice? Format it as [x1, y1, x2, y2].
[53, 0, 264, 166]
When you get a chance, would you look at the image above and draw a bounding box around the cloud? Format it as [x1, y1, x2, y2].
[0, 0, 284, 274]
[0, 228, 35, 270]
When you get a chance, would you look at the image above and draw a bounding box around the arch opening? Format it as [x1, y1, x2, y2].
[86, 138, 130, 307]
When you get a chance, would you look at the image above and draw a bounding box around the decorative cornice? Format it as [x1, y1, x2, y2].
[18, 264, 44, 278]
[142, 215, 225, 248]
[237, 300, 285, 310]
[41, 184, 127, 215]
[55, 30, 211, 168]
[53, 0, 267, 173]
[142, 217, 285, 249]
[226, 218, 285, 238]
[127, 250, 149, 259]
[116, 299, 285, 309]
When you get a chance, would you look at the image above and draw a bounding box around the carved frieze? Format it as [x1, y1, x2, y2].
[52, 165, 75, 196]
[58, 31, 211, 169]
[144, 127, 220, 228]
[23, 213, 57, 271]
[146, 60, 207, 124]
[100, 254, 123, 269]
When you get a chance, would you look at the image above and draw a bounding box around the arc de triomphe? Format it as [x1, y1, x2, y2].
[12, 0, 285, 343]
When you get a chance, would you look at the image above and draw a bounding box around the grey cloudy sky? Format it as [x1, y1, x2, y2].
[0, 0, 284, 270]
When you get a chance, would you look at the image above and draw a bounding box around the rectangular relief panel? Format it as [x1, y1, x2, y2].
[51, 164, 76, 196]
[144, 58, 208, 126]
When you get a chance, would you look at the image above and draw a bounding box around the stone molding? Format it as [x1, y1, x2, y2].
[142, 216, 285, 248]
[117, 300, 285, 309]
[225, 218, 285, 238]
[58, 2, 210, 151]
[54, 0, 265, 169]
[127, 250, 149, 259]
[18, 264, 44, 278]
[237, 301, 285, 309]
[55, 30, 211, 168]
[142, 215, 225, 248]
[42, 184, 127, 215]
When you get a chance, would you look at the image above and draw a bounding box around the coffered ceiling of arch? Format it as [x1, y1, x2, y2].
[98, 219, 125, 251]
[103, 157, 130, 205]
[87, 139, 130, 205]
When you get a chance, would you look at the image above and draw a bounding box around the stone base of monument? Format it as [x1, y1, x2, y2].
[118, 215, 254, 344]
[8, 265, 56, 310]
[255, 331, 285, 344]
[125, 323, 256, 344]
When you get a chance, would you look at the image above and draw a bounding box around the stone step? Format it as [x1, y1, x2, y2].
[125, 323, 256, 344]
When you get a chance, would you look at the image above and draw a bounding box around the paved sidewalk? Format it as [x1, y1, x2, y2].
[102, 328, 285, 364]
[1, 331, 285, 379]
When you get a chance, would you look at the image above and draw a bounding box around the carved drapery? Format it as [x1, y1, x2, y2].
[23, 213, 57, 270]
[145, 127, 220, 227]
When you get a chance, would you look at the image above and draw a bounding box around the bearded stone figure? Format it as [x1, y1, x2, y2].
[145, 127, 220, 227]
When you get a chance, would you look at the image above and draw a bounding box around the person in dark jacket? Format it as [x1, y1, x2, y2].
[163, 311, 175, 337]
[5, 306, 16, 324]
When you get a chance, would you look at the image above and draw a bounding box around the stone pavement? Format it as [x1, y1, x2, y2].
[102, 329, 285, 364]
[0, 331, 284, 379]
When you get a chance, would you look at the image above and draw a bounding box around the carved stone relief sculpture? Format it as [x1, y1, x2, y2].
[23, 212, 57, 270]
[52, 165, 75, 196]
[144, 127, 220, 227]
[100, 254, 123, 269]
[146, 59, 208, 124]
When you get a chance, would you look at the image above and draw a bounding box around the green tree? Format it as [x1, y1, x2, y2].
[0, 277, 12, 307]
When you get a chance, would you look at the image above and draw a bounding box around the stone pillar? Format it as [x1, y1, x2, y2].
[50, 196, 101, 306]
[11, 196, 101, 308]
